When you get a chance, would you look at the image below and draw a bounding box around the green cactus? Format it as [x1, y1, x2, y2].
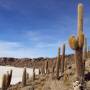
[61, 44, 65, 76]
[7, 70, 12, 87]
[77, 3, 83, 35]
[45, 59, 49, 74]
[68, 3, 85, 83]
[1, 70, 12, 90]
[56, 47, 60, 79]
[2, 74, 6, 90]
[22, 67, 26, 87]
[83, 37, 87, 77]
[41, 64, 45, 75]
[39, 68, 41, 75]
[6, 71, 9, 88]
[32, 67, 35, 81]
[52, 62, 55, 74]
[26, 72, 29, 80]
[83, 37, 87, 60]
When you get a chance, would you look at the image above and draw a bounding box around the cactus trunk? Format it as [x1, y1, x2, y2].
[56, 48, 60, 79]
[75, 49, 84, 82]
[83, 37, 87, 77]
[2, 74, 6, 90]
[7, 70, 12, 87]
[45, 59, 49, 74]
[22, 68, 26, 87]
[61, 44, 65, 76]
[33, 67, 35, 81]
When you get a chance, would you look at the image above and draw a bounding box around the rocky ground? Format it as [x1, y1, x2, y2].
[0, 54, 74, 68]
[6, 58, 90, 90]
[0, 51, 90, 90]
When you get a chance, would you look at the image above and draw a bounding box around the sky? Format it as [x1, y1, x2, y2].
[0, 0, 90, 58]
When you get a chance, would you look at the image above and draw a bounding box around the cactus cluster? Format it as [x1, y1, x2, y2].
[56, 44, 66, 80]
[2, 70, 12, 90]
[68, 3, 85, 83]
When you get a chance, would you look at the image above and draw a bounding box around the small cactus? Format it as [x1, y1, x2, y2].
[56, 47, 60, 79]
[39, 68, 41, 75]
[33, 71, 35, 81]
[45, 59, 49, 74]
[41, 64, 45, 75]
[6, 72, 9, 88]
[52, 62, 56, 79]
[61, 44, 65, 76]
[2, 70, 12, 90]
[32, 67, 35, 81]
[52, 62, 55, 74]
[26, 73, 29, 80]
[2, 74, 6, 90]
[7, 70, 12, 87]
[22, 67, 26, 87]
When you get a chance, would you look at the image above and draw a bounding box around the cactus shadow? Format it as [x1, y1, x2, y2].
[85, 72, 90, 81]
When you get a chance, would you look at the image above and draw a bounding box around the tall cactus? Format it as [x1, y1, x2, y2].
[6, 72, 9, 88]
[61, 44, 65, 76]
[56, 47, 60, 79]
[32, 67, 35, 81]
[2, 74, 6, 90]
[45, 59, 49, 74]
[68, 3, 85, 83]
[22, 67, 26, 87]
[7, 70, 12, 87]
[41, 64, 45, 75]
[52, 61, 55, 74]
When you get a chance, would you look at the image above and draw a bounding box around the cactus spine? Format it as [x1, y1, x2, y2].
[68, 3, 85, 83]
[56, 47, 60, 79]
[22, 67, 26, 87]
[61, 44, 65, 76]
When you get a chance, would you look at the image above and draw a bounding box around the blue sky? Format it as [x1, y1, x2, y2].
[0, 0, 90, 58]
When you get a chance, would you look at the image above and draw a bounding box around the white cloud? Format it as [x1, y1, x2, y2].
[0, 41, 21, 50]
[0, 39, 73, 58]
[0, 40, 56, 58]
